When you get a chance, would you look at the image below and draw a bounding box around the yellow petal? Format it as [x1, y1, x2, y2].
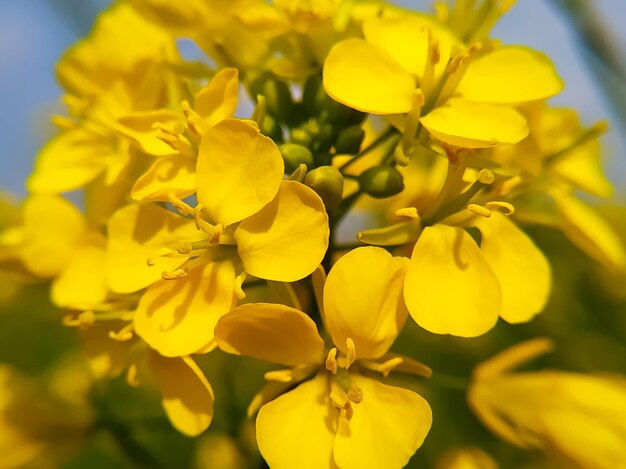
[27, 129, 108, 194]
[78, 323, 132, 379]
[553, 192, 626, 272]
[256, 373, 337, 469]
[150, 354, 214, 437]
[197, 119, 284, 226]
[195, 68, 239, 129]
[116, 110, 181, 156]
[363, 15, 457, 81]
[135, 259, 237, 357]
[21, 195, 85, 278]
[404, 225, 501, 337]
[473, 212, 551, 324]
[51, 241, 109, 308]
[420, 98, 528, 148]
[235, 181, 329, 282]
[323, 39, 416, 114]
[215, 303, 325, 366]
[457, 46, 564, 104]
[323, 247, 409, 359]
[106, 204, 203, 293]
[131, 156, 196, 202]
[333, 374, 432, 469]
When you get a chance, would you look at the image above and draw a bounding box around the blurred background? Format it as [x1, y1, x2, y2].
[0, 1, 625, 468]
[0, 0, 625, 198]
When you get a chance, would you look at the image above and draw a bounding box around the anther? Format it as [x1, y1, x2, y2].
[467, 204, 492, 218]
[168, 193, 195, 216]
[395, 207, 420, 219]
[345, 338, 356, 369]
[485, 201, 515, 215]
[127, 363, 140, 387]
[234, 272, 247, 300]
[50, 115, 76, 129]
[477, 169, 495, 185]
[326, 348, 338, 374]
[264, 369, 295, 383]
[330, 390, 349, 410]
[347, 387, 364, 404]
[181, 100, 204, 137]
[177, 240, 193, 254]
[109, 324, 134, 342]
[161, 268, 187, 280]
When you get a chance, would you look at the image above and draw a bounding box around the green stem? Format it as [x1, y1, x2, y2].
[339, 127, 397, 172]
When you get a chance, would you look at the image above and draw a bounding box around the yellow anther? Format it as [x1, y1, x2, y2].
[467, 203, 492, 218]
[486, 201, 515, 215]
[477, 169, 495, 185]
[181, 100, 205, 137]
[177, 240, 193, 254]
[446, 52, 467, 74]
[127, 363, 140, 388]
[234, 272, 247, 300]
[209, 223, 223, 244]
[345, 338, 356, 369]
[347, 386, 364, 404]
[376, 356, 404, 377]
[77, 310, 96, 325]
[326, 348, 338, 374]
[395, 207, 420, 219]
[168, 193, 195, 216]
[430, 38, 441, 65]
[146, 247, 176, 266]
[62, 314, 81, 327]
[498, 176, 522, 196]
[264, 369, 295, 383]
[161, 268, 187, 280]
[50, 114, 76, 129]
[330, 390, 349, 410]
[109, 324, 134, 342]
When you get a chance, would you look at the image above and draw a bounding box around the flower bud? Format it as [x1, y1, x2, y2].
[334, 126, 365, 155]
[249, 73, 293, 121]
[304, 166, 344, 210]
[302, 74, 326, 117]
[290, 126, 313, 147]
[359, 166, 405, 199]
[279, 143, 314, 172]
[260, 114, 283, 143]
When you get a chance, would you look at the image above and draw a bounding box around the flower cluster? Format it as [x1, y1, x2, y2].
[2, 0, 626, 468]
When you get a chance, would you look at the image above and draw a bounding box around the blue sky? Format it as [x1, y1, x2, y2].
[1, 0, 624, 198]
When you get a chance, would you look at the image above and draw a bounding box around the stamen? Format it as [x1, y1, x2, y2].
[109, 323, 134, 342]
[395, 207, 420, 219]
[467, 203, 492, 217]
[347, 386, 364, 404]
[127, 363, 140, 387]
[234, 272, 247, 300]
[330, 390, 349, 410]
[181, 100, 205, 137]
[325, 347, 338, 374]
[477, 169, 495, 185]
[264, 369, 296, 383]
[485, 201, 514, 215]
[161, 268, 188, 280]
[63, 310, 95, 327]
[50, 114, 76, 129]
[168, 193, 195, 216]
[147, 247, 176, 266]
[345, 338, 356, 369]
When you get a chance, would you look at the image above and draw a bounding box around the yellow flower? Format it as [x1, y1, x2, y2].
[215, 247, 432, 469]
[323, 11, 563, 148]
[435, 447, 498, 469]
[107, 119, 329, 357]
[469, 339, 626, 469]
[18, 195, 108, 309]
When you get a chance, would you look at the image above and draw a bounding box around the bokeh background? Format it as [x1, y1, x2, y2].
[1, 0, 625, 198]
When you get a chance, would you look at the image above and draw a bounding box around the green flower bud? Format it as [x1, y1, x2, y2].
[260, 114, 283, 143]
[312, 122, 336, 154]
[290, 126, 313, 148]
[304, 166, 344, 210]
[249, 73, 293, 121]
[302, 74, 326, 117]
[279, 143, 314, 172]
[335, 126, 365, 155]
[359, 166, 405, 199]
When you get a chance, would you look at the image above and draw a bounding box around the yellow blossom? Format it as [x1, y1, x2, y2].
[215, 247, 432, 469]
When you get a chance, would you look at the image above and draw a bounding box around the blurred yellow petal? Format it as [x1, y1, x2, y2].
[195, 68, 239, 128]
[27, 129, 109, 194]
[420, 99, 528, 148]
[404, 225, 501, 337]
[333, 374, 432, 469]
[553, 192, 626, 272]
[135, 259, 237, 357]
[473, 212, 551, 324]
[457, 47, 563, 104]
[78, 323, 132, 379]
[150, 354, 214, 437]
[116, 110, 181, 156]
[435, 448, 498, 469]
[235, 181, 329, 282]
[215, 303, 325, 366]
[131, 156, 196, 202]
[51, 241, 109, 308]
[21, 195, 85, 278]
[197, 119, 284, 226]
[106, 204, 202, 293]
[323, 247, 409, 359]
[323, 39, 416, 114]
[256, 374, 337, 469]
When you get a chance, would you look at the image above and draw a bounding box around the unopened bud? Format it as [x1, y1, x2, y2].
[260, 114, 283, 143]
[304, 166, 344, 210]
[359, 166, 405, 199]
[249, 73, 293, 121]
[279, 143, 314, 172]
[335, 126, 365, 155]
